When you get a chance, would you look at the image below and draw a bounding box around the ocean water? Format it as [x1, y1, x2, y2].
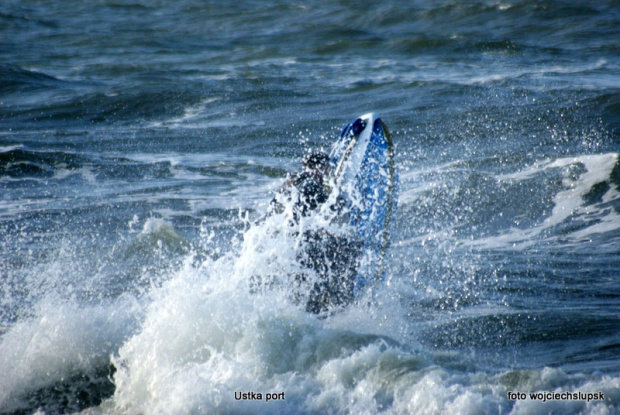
[1, 0, 619, 414]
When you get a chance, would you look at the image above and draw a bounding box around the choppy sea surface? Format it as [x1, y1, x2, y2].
[1, 1, 619, 414]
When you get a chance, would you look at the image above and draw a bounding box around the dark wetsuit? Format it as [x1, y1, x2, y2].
[272, 168, 361, 314]
[291, 171, 330, 218]
[298, 228, 361, 314]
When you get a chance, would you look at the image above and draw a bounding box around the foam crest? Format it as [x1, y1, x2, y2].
[109, 269, 620, 415]
[0, 144, 24, 153]
[110, 253, 307, 413]
[0, 297, 137, 412]
[469, 153, 620, 249]
[108, 193, 408, 413]
[545, 154, 619, 228]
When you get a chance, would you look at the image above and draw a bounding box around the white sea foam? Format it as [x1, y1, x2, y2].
[147, 97, 221, 128]
[94, 188, 617, 414]
[337, 58, 612, 90]
[0, 144, 24, 153]
[108, 193, 396, 413]
[469, 153, 620, 249]
[53, 164, 98, 183]
[0, 297, 138, 412]
[106, 246, 620, 415]
[467, 60, 609, 86]
[544, 154, 618, 227]
[1, 164, 618, 414]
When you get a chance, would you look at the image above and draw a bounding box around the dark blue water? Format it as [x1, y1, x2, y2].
[1, 1, 619, 414]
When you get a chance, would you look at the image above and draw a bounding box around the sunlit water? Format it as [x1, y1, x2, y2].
[1, 1, 619, 414]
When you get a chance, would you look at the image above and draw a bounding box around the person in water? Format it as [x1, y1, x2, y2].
[270, 151, 361, 314]
[270, 151, 332, 219]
